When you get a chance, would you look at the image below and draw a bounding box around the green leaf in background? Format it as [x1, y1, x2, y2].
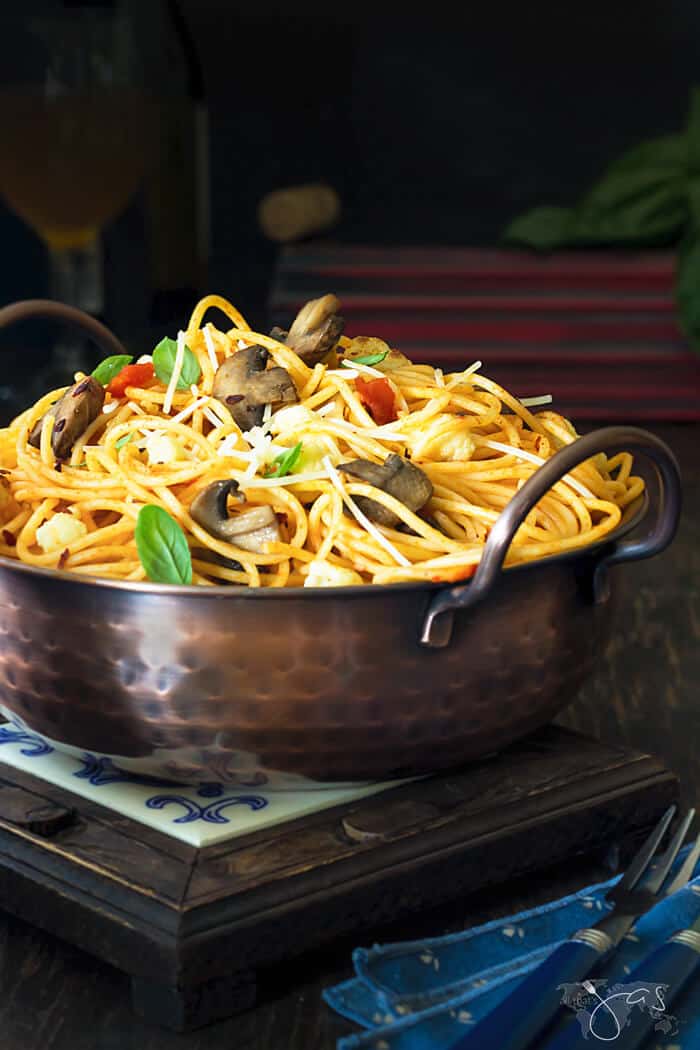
[135, 504, 192, 585]
[502, 206, 574, 251]
[676, 231, 700, 351]
[266, 441, 303, 478]
[572, 169, 687, 245]
[153, 337, 202, 391]
[92, 354, 134, 386]
[606, 134, 686, 178]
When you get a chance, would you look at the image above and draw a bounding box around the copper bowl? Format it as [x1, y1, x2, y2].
[0, 422, 681, 787]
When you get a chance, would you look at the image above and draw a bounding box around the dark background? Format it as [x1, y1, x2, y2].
[1, 2, 699, 383]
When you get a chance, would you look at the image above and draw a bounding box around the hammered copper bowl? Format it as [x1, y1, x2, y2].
[0, 423, 681, 786]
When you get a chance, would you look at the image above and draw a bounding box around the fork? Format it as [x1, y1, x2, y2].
[446, 805, 694, 1050]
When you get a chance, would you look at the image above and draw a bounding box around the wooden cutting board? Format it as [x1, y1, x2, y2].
[0, 724, 678, 1031]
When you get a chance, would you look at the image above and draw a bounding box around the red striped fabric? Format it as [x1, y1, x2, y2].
[269, 243, 700, 421]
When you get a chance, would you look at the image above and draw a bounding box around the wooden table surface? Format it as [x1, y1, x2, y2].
[0, 421, 698, 1050]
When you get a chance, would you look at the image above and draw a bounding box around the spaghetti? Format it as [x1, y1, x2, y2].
[0, 294, 644, 588]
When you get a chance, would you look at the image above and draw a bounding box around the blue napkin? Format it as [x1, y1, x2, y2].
[323, 847, 700, 1049]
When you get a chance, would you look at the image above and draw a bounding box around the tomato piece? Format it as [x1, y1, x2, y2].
[107, 362, 155, 398]
[355, 376, 397, 425]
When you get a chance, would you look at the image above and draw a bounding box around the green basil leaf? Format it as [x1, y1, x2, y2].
[343, 351, 389, 367]
[606, 134, 686, 178]
[687, 89, 700, 175]
[135, 504, 192, 585]
[115, 433, 134, 450]
[569, 170, 687, 246]
[92, 354, 133, 386]
[676, 231, 700, 352]
[152, 337, 201, 391]
[502, 206, 574, 250]
[268, 441, 303, 478]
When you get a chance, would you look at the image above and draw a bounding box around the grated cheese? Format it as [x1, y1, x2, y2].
[434, 368, 445, 387]
[340, 358, 385, 378]
[136, 354, 153, 364]
[163, 330, 186, 415]
[202, 326, 219, 372]
[126, 400, 145, 416]
[446, 360, 482, 387]
[170, 396, 211, 426]
[322, 456, 411, 567]
[203, 406, 224, 428]
[102, 401, 119, 415]
[520, 394, 553, 408]
[482, 439, 594, 498]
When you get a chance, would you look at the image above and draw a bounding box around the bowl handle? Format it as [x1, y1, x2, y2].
[420, 425, 682, 648]
[0, 299, 129, 359]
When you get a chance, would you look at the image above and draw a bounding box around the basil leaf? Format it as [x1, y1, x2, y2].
[135, 505, 192, 585]
[606, 134, 686, 178]
[92, 354, 133, 386]
[343, 351, 389, 366]
[572, 168, 686, 244]
[503, 206, 574, 250]
[115, 433, 134, 450]
[676, 231, 700, 352]
[267, 441, 303, 478]
[152, 337, 201, 390]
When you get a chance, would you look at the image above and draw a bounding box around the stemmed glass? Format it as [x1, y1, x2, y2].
[0, 4, 159, 386]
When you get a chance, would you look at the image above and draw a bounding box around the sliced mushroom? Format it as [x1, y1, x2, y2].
[283, 294, 345, 365]
[29, 376, 105, 460]
[213, 346, 297, 431]
[338, 454, 433, 527]
[190, 547, 243, 572]
[190, 480, 281, 553]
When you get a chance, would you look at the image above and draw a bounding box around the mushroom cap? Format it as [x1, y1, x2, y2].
[338, 454, 433, 527]
[29, 376, 105, 460]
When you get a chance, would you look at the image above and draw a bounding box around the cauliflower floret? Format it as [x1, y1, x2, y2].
[298, 437, 335, 472]
[269, 404, 314, 437]
[408, 416, 475, 462]
[36, 513, 88, 553]
[304, 560, 363, 588]
[434, 430, 475, 462]
[143, 432, 183, 466]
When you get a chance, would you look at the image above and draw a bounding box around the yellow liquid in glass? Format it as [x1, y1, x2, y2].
[0, 87, 158, 250]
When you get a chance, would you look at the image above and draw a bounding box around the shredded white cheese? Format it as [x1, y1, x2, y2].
[170, 396, 211, 426]
[126, 400, 145, 416]
[163, 330, 186, 415]
[102, 401, 119, 415]
[203, 406, 224, 429]
[322, 456, 411, 567]
[340, 359, 385, 378]
[328, 368, 358, 379]
[262, 402, 273, 424]
[482, 439, 594, 498]
[434, 368, 445, 387]
[203, 326, 219, 372]
[446, 360, 482, 387]
[520, 394, 553, 408]
[136, 354, 153, 364]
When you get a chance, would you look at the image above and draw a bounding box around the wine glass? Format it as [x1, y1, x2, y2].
[0, 4, 159, 385]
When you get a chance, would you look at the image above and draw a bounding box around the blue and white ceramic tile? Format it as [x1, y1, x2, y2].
[0, 722, 402, 847]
